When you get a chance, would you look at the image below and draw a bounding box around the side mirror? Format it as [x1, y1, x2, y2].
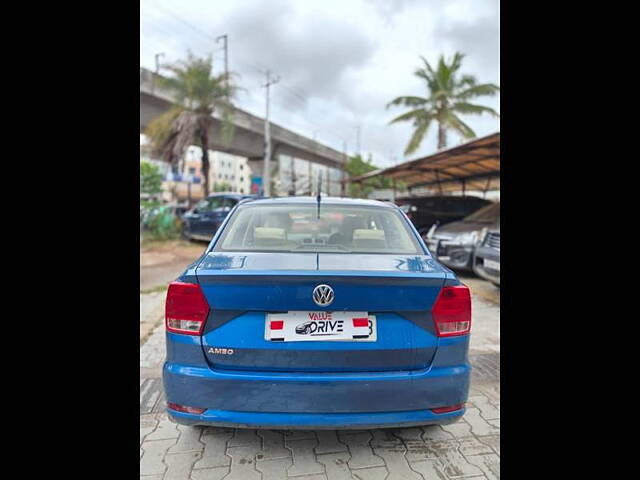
[192, 208, 199, 215]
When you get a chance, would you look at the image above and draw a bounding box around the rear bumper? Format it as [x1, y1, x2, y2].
[168, 406, 465, 430]
[163, 361, 470, 428]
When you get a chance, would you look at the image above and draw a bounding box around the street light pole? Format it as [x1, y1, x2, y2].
[262, 70, 280, 197]
[291, 157, 297, 196]
[216, 34, 229, 101]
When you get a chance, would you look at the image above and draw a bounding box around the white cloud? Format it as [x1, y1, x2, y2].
[141, 0, 499, 168]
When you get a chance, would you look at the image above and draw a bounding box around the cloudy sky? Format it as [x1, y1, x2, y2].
[140, 0, 499, 168]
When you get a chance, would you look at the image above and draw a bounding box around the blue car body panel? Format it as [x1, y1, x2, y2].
[167, 406, 466, 430]
[163, 197, 471, 428]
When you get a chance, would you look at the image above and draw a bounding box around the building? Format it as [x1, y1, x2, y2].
[274, 154, 344, 197]
[140, 140, 171, 177]
[140, 134, 345, 202]
[140, 135, 253, 204]
[209, 151, 252, 194]
[140, 139, 175, 203]
[176, 146, 252, 195]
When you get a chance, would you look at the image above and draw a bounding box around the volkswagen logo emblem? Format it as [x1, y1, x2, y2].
[312, 284, 334, 307]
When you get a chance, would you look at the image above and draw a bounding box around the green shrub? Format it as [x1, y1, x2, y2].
[142, 206, 181, 242]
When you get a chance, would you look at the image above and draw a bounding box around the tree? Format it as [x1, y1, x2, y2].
[140, 161, 163, 197]
[213, 182, 232, 192]
[345, 154, 394, 198]
[387, 52, 499, 154]
[145, 52, 237, 197]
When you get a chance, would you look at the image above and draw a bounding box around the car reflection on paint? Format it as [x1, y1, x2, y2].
[295, 321, 315, 334]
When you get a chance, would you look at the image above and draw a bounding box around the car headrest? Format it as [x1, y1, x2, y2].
[263, 212, 292, 230]
[352, 229, 386, 249]
[253, 227, 286, 246]
[341, 216, 367, 239]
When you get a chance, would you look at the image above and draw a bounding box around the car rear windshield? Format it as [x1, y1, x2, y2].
[215, 204, 423, 254]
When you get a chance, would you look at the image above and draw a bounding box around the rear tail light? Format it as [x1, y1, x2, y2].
[431, 403, 464, 414]
[433, 285, 471, 337]
[165, 282, 209, 335]
[167, 402, 206, 414]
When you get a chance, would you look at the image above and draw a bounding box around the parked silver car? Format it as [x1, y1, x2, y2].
[473, 229, 500, 286]
[425, 202, 499, 271]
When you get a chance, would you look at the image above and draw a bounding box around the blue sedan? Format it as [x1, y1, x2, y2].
[163, 196, 472, 429]
[182, 193, 256, 241]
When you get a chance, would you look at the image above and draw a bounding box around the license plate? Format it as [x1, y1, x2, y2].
[483, 258, 500, 271]
[265, 311, 377, 342]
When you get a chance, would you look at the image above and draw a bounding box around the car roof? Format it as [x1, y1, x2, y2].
[238, 196, 397, 208]
[206, 193, 252, 199]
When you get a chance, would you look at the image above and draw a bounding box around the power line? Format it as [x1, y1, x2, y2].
[142, 5, 350, 152]
[153, 2, 219, 44]
[270, 90, 348, 144]
[141, 28, 221, 67]
[149, 4, 316, 105]
[147, 3, 324, 113]
[142, 9, 213, 52]
[263, 70, 280, 197]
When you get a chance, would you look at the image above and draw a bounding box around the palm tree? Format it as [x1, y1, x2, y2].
[387, 52, 499, 155]
[145, 52, 237, 197]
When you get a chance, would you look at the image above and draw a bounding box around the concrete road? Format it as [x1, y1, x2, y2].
[140, 241, 208, 292]
[140, 240, 208, 344]
[140, 282, 500, 479]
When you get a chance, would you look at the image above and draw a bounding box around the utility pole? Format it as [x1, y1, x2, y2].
[262, 70, 280, 197]
[153, 52, 165, 92]
[355, 125, 361, 156]
[341, 141, 348, 197]
[154, 52, 165, 74]
[326, 168, 330, 195]
[290, 156, 297, 196]
[216, 34, 229, 101]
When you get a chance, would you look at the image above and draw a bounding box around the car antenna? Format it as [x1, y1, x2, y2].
[316, 171, 322, 219]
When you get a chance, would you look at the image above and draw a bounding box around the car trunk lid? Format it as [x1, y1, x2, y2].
[196, 252, 448, 372]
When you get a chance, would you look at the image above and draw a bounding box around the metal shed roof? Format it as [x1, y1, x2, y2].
[352, 132, 500, 193]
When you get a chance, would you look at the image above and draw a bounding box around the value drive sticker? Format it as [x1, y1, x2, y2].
[265, 311, 376, 342]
